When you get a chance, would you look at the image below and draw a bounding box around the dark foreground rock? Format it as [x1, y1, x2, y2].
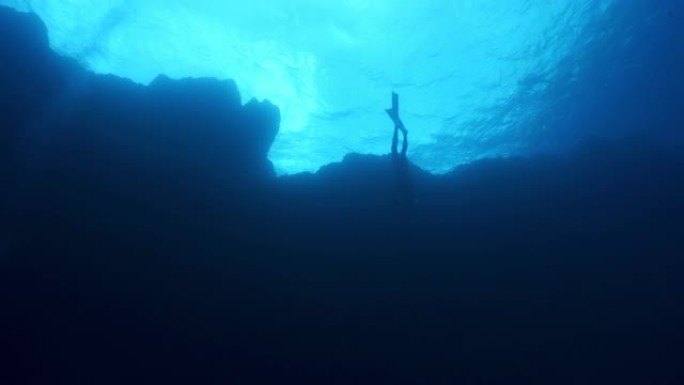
[2, 7, 684, 385]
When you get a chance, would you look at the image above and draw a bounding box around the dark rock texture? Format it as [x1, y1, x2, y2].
[2, 6, 684, 385]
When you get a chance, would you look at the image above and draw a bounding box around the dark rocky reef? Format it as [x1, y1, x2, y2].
[2, 6, 684, 385]
[0, 7, 279, 213]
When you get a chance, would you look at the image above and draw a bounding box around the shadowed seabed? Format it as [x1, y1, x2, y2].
[1, 4, 684, 385]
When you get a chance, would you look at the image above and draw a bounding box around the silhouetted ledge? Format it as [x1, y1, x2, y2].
[3, 6, 684, 385]
[0, 7, 280, 204]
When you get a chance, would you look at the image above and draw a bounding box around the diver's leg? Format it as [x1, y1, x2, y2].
[400, 128, 408, 157]
[392, 126, 399, 156]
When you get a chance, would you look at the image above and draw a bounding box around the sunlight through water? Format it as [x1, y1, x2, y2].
[1, 0, 616, 174]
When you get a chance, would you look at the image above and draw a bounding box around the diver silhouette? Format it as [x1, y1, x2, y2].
[386, 92, 413, 205]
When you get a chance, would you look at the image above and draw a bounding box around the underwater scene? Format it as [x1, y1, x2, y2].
[1, 1, 683, 384]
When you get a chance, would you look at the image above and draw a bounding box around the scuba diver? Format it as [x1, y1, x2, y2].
[386, 92, 413, 205]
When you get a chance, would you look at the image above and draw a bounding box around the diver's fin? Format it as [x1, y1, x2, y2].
[386, 108, 398, 121]
[386, 92, 401, 125]
[391, 91, 399, 114]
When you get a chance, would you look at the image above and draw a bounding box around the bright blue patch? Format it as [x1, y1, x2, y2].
[1, 0, 617, 174]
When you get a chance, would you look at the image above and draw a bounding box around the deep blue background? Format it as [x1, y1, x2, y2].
[1, 5, 684, 384]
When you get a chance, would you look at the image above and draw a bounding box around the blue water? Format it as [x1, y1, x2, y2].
[3, 3, 684, 383]
[2, 0, 679, 174]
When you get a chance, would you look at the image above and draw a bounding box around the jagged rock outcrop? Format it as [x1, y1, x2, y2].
[3, 6, 684, 385]
[1, 7, 280, 218]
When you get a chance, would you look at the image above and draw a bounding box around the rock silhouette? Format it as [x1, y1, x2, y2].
[2, 7, 684, 385]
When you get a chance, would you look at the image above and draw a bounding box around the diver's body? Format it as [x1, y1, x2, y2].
[386, 92, 413, 205]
